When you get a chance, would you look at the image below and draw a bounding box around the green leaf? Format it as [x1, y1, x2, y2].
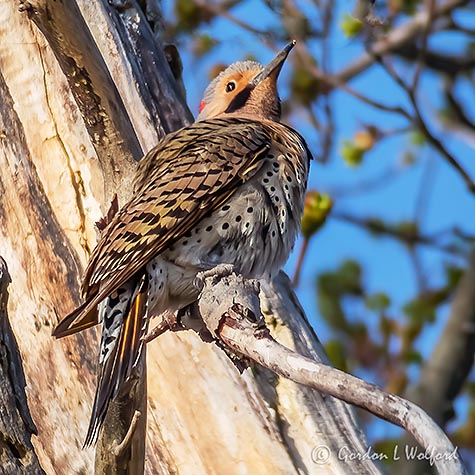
[317, 260, 363, 331]
[317, 287, 348, 331]
[403, 297, 436, 324]
[175, 0, 212, 31]
[192, 34, 218, 57]
[366, 293, 391, 311]
[301, 191, 333, 239]
[402, 349, 423, 365]
[445, 265, 463, 290]
[324, 339, 347, 371]
[341, 140, 365, 167]
[409, 130, 426, 146]
[290, 65, 320, 104]
[340, 13, 363, 38]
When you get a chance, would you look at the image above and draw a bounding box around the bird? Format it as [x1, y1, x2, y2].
[53, 40, 312, 446]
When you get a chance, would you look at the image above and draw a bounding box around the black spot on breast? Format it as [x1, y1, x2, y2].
[235, 215, 242, 222]
[222, 222, 229, 230]
[247, 207, 254, 213]
[206, 225, 213, 232]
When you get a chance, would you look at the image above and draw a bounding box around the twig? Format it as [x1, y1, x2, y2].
[113, 410, 142, 458]
[294, 44, 411, 118]
[408, 88, 475, 194]
[373, 50, 475, 194]
[333, 0, 469, 86]
[192, 0, 268, 36]
[411, 0, 435, 93]
[332, 211, 466, 256]
[222, 321, 464, 474]
[327, 162, 406, 198]
[292, 238, 309, 287]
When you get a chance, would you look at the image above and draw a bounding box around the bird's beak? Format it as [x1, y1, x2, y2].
[250, 40, 296, 87]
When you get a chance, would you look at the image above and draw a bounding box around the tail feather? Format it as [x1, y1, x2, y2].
[83, 275, 149, 447]
[52, 301, 99, 338]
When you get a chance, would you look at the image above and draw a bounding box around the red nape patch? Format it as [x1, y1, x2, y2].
[199, 101, 206, 113]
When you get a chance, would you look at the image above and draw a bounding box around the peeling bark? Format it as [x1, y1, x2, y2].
[0, 257, 45, 475]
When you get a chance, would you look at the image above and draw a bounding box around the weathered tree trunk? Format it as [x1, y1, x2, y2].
[0, 1, 381, 473]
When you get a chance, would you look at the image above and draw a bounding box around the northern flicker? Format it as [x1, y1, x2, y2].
[53, 40, 312, 446]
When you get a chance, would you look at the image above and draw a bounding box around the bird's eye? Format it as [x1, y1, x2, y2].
[225, 81, 236, 93]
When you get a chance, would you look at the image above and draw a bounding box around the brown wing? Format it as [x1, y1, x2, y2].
[53, 118, 271, 337]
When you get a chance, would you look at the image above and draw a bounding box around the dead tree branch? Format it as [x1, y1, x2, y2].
[194, 269, 467, 475]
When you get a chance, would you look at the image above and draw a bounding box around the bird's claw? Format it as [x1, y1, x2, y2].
[194, 263, 236, 291]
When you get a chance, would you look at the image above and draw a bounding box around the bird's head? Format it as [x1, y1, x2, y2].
[197, 41, 296, 122]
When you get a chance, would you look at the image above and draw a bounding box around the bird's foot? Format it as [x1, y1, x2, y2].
[194, 263, 236, 291]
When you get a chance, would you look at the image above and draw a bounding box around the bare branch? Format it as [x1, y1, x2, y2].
[411, 0, 435, 93]
[294, 43, 411, 119]
[195, 269, 466, 475]
[409, 89, 475, 194]
[334, 0, 469, 85]
[332, 211, 466, 256]
[395, 44, 475, 75]
[364, 35, 475, 193]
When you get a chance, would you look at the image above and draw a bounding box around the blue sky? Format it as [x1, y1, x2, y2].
[163, 0, 475, 466]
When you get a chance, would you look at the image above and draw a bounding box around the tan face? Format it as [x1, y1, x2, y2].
[198, 69, 261, 121]
[197, 41, 295, 122]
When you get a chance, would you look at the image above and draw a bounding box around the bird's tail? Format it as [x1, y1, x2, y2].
[83, 275, 149, 447]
